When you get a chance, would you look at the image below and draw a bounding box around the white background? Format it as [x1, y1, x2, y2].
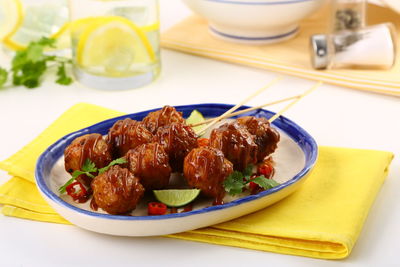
[0, 1, 399, 266]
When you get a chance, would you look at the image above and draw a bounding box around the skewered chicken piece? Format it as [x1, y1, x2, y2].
[107, 118, 153, 158]
[125, 143, 172, 190]
[155, 122, 198, 172]
[142, 105, 186, 134]
[236, 116, 280, 162]
[183, 146, 233, 204]
[209, 122, 258, 171]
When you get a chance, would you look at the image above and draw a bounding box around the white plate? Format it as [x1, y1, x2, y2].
[35, 103, 318, 236]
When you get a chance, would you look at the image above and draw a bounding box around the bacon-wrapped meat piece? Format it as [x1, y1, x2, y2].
[183, 147, 233, 203]
[209, 122, 257, 171]
[107, 118, 153, 158]
[155, 122, 198, 172]
[64, 133, 112, 186]
[125, 143, 172, 190]
[91, 165, 144, 215]
[236, 116, 280, 162]
[142, 105, 186, 134]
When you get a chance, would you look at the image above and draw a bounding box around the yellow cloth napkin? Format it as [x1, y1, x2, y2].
[0, 103, 394, 260]
[161, 4, 400, 96]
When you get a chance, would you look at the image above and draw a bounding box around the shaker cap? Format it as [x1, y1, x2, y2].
[310, 34, 329, 69]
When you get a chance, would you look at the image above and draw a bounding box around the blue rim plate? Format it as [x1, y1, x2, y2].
[35, 103, 318, 236]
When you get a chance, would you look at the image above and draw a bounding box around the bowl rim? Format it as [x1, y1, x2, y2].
[35, 103, 318, 221]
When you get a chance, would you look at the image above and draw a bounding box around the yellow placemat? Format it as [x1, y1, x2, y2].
[161, 4, 400, 96]
[0, 103, 394, 259]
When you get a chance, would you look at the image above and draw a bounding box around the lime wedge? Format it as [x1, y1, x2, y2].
[153, 189, 201, 207]
[186, 110, 206, 135]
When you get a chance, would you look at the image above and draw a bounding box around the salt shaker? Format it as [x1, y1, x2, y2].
[310, 23, 397, 70]
[332, 0, 366, 32]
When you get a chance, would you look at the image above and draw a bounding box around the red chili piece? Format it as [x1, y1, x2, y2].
[197, 138, 209, 147]
[148, 202, 167, 215]
[66, 181, 87, 202]
[249, 181, 259, 190]
[257, 162, 274, 178]
[248, 174, 261, 194]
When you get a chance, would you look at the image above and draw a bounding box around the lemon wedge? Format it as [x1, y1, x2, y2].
[0, 0, 23, 40]
[76, 16, 155, 77]
[3, 1, 69, 50]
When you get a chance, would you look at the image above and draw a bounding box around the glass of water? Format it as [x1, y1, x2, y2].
[0, 0, 69, 51]
[69, 0, 160, 90]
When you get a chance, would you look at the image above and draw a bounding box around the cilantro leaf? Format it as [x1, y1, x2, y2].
[58, 158, 127, 194]
[0, 68, 8, 87]
[58, 159, 97, 194]
[58, 177, 76, 194]
[18, 61, 46, 88]
[26, 43, 45, 62]
[71, 170, 93, 179]
[1, 37, 73, 89]
[223, 171, 245, 196]
[81, 158, 98, 174]
[98, 157, 127, 174]
[251, 176, 280, 189]
[56, 63, 73, 85]
[242, 164, 254, 180]
[223, 165, 280, 196]
[37, 37, 56, 47]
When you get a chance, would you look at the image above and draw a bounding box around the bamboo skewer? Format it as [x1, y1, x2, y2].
[190, 94, 301, 127]
[197, 76, 283, 135]
[268, 81, 323, 123]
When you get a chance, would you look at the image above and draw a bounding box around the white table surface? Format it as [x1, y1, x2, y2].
[1, 1, 399, 266]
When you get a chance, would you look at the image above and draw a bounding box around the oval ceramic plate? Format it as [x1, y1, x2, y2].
[35, 104, 318, 236]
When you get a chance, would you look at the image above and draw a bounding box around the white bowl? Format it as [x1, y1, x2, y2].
[182, 0, 327, 44]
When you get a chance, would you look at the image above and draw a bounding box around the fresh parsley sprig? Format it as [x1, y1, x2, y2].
[58, 157, 127, 194]
[223, 165, 280, 196]
[0, 37, 73, 89]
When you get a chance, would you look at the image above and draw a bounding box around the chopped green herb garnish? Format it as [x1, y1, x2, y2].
[223, 171, 245, 196]
[0, 37, 73, 89]
[250, 175, 280, 189]
[58, 157, 127, 194]
[223, 165, 279, 196]
[98, 157, 127, 174]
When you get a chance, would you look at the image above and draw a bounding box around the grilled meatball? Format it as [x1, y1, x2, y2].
[107, 118, 153, 158]
[237, 116, 280, 162]
[125, 143, 172, 190]
[91, 165, 144, 215]
[184, 147, 233, 202]
[142, 105, 186, 134]
[64, 133, 112, 186]
[155, 122, 198, 172]
[209, 122, 257, 171]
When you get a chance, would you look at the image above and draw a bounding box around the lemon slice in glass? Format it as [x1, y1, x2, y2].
[186, 110, 206, 135]
[153, 189, 201, 207]
[0, 0, 23, 40]
[3, 1, 69, 50]
[76, 16, 155, 77]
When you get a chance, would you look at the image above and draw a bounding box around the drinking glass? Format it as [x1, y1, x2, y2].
[68, 0, 160, 90]
[0, 0, 69, 51]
